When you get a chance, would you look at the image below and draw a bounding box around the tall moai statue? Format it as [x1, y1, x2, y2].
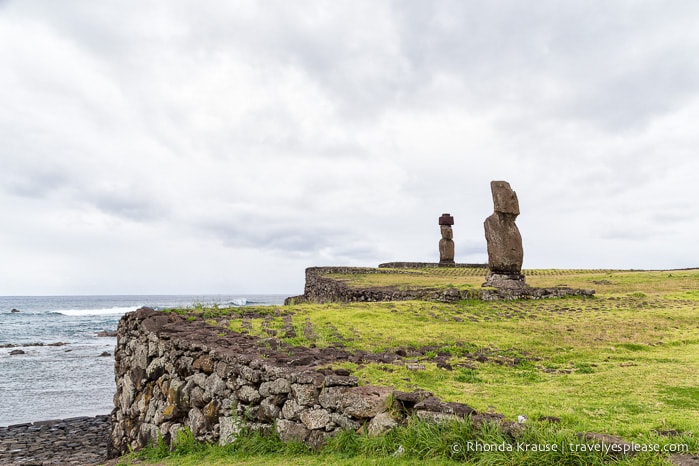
[439, 213, 455, 266]
[483, 181, 525, 288]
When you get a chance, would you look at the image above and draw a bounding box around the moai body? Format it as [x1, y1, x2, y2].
[439, 213, 455, 266]
[483, 181, 525, 288]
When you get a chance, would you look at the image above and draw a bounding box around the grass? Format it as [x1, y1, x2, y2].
[120, 416, 696, 466]
[142, 268, 699, 464]
[120, 417, 696, 466]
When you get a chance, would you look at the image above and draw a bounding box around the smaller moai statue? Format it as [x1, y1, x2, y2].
[439, 213, 455, 266]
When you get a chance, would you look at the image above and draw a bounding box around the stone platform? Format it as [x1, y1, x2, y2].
[286, 266, 594, 304]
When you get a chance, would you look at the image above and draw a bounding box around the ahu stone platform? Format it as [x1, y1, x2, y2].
[285, 266, 594, 305]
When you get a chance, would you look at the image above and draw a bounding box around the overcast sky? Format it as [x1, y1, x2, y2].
[1, 1, 698, 295]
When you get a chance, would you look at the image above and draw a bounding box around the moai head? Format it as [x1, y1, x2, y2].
[491, 181, 519, 217]
[439, 213, 454, 239]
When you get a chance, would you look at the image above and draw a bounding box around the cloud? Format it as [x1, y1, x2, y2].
[1, 1, 698, 294]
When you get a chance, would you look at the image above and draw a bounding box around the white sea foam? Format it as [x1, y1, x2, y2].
[53, 306, 137, 316]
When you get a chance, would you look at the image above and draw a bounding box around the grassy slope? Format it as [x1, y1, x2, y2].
[130, 268, 699, 465]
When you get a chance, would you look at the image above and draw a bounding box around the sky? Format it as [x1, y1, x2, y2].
[1, 1, 698, 296]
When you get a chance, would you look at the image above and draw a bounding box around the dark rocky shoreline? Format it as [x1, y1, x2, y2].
[0, 415, 110, 465]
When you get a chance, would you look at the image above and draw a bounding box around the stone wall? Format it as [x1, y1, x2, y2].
[110, 307, 499, 456]
[285, 267, 594, 305]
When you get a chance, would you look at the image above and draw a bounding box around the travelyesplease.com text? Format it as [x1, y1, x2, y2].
[450, 441, 689, 455]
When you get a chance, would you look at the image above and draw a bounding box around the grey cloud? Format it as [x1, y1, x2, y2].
[558, 54, 699, 131]
[85, 186, 168, 222]
[202, 215, 379, 259]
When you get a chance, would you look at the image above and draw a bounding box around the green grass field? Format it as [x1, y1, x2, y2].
[125, 268, 699, 465]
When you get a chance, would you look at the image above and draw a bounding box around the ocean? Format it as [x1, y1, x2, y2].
[0, 294, 286, 427]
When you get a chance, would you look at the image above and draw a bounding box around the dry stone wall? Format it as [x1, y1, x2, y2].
[110, 307, 498, 456]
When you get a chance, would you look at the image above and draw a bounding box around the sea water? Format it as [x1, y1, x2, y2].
[0, 294, 286, 426]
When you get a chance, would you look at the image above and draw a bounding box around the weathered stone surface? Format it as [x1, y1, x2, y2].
[204, 373, 227, 399]
[186, 407, 207, 436]
[307, 430, 332, 449]
[193, 355, 215, 374]
[484, 180, 524, 279]
[319, 385, 392, 418]
[257, 396, 283, 421]
[259, 378, 291, 397]
[414, 397, 475, 417]
[276, 419, 309, 443]
[219, 416, 242, 445]
[392, 390, 433, 409]
[300, 409, 331, 430]
[237, 385, 262, 404]
[291, 383, 319, 406]
[282, 399, 305, 420]
[416, 410, 459, 423]
[367, 412, 398, 436]
[323, 375, 358, 387]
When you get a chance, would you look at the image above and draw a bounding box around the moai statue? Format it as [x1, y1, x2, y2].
[439, 213, 455, 266]
[483, 181, 525, 288]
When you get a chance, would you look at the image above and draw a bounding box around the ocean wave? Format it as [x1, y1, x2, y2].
[52, 307, 137, 316]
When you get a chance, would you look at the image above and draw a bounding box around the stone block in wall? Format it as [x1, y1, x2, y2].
[188, 386, 206, 408]
[293, 371, 325, 386]
[146, 357, 166, 381]
[219, 417, 242, 446]
[204, 373, 228, 400]
[166, 423, 183, 448]
[259, 378, 291, 397]
[193, 355, 215, 374]
[238, 365, 261, 384]
[307, 430, 333, 449]
[290, 383, 319, 406]
[323, 375, 359, 387]
[281, 399, 304, 421]
[392, 389, 433, 410]
[214, 361, 231, 378]
[166, 379, 187, 408]
[300, 409, 331, 430]
[330, 412, 360, 430]
[175, 356, 194, 377]
[257, 395, 284, 421]
[367, 412, 398, 437]
[237, 385, 262, 404]
[187, 407, 207, 437]
[276, 419, 309, 443]
[261, 364, 292, 381]
[416, 410, 460, 423]
[319, 385, 392, 419]
[413, 397, 475, 417]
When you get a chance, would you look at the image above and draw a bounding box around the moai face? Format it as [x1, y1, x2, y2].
[491, 181, 520, 216]
[440, 225, 453, 240]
